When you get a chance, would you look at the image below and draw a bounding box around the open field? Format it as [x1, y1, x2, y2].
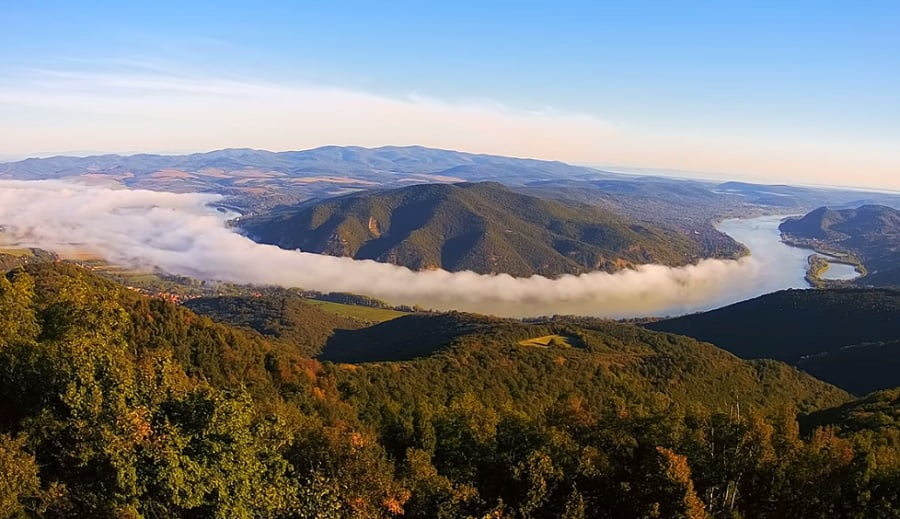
[518, 334, 575, 348]
[304, 298, 407, 322]
[0, 247, 35, 257]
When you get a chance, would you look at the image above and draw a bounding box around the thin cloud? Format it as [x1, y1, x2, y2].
[0, 68, 616, 163]
[2, 66, 896, 189]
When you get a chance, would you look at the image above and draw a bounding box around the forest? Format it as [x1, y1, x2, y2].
[1, 263, 899, 518]
[238, 182, 715, 277]
[648, 288, 900, 394]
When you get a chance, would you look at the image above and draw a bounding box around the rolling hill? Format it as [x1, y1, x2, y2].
[780, 205, 900, 286]
[647, 288, 900, 394]
[802, 388, 900, 436]
[239, 181, 714, 277]
[524, 178, 752, 258]
[6, 261, 900, 517]
[183, 294, 370, 356]
[318, 312, 848, 415]
[0, 248, 56, 271]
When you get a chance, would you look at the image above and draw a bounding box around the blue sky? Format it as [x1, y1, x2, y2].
[1, 1, 899, 188]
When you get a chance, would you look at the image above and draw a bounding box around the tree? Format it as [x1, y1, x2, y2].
[0, 434, 39, 518]
[639, 447, 710, 519]
[0, 271, 39, 347]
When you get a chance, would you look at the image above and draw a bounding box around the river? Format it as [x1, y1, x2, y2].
[708, 214, 859, 309]
[816, 254, 862, 281]
[651, 214, 814, 315]
[717, 215, 813, 292]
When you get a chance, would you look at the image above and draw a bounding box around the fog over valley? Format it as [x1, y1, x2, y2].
[6, 3, 900, 515]
[0, 179, 778, 318]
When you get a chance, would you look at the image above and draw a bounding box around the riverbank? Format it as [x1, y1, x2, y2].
[714, 215, 815, 296]
[782, 236, 867, 286]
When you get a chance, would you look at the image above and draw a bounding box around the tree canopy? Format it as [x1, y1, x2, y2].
[0, 263, 898, 518]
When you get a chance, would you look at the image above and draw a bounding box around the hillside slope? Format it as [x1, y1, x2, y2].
[6, 262, 900, 518]
[241, 181, 709, 277]
[319, 312, 848, 416]
[525, 178, 750, 258]
[802, 388, 900, 436]
[648, 288, 900, 393]
[184, 294, 369, 356]
[780, 205, 900, 286]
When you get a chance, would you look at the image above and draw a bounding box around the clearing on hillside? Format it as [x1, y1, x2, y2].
[518, 334, 577, 348]
[305, 298, 408, 323]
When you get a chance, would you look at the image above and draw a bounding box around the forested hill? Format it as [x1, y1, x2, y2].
[317, 312, 848, 415]
[183, 294, 368, 356]
[780, 205, 900, 286]
[648, 288, 900, 394]
[3, 262, 900, 517]
[240, 181, 712, 277]
[802, 388, 900, 437]
[781, 205, 900, 240]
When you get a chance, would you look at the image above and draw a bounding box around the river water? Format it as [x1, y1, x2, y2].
[704, 214, 860, 312]
[816, 254, 862, 281]
[717, 215, 813, 293]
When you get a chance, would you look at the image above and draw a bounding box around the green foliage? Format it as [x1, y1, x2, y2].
[0, 267, 303, 517]
[0, 249, 55, 274]
[242, 181, 707, 277]
[649, 288, 900, 393]
[320, 313, 848, 417]
[184, 294, 368, 356]
[1, 263, 899, 518]
[802, 389, 900, 440]
[0, 434, 40, 518]
[0, 270, 39, 346]
[311, 292, 393, 309]
[303, 299, 409, 323]
[781, 205, 900, 286]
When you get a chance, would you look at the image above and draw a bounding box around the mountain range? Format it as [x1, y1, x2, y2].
[0, 146, 623, 212]
[5, 146, 900, 216]
[0, 145, 610, 183]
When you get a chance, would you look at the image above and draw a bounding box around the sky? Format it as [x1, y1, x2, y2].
[1, 1, 898, 188]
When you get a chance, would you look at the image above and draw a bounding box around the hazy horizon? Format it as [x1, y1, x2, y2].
[5, 143, 900, 194]
[1, 1, 899, 190]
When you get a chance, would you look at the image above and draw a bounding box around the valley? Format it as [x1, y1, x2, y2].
[2, 149, 900, 518]
[0, 210, 838, 319]
[5, 4, 899, 516]
[1, 258, 898, 518]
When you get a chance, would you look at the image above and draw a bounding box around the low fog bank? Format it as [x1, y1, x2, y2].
[0, 180, 766, 318]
